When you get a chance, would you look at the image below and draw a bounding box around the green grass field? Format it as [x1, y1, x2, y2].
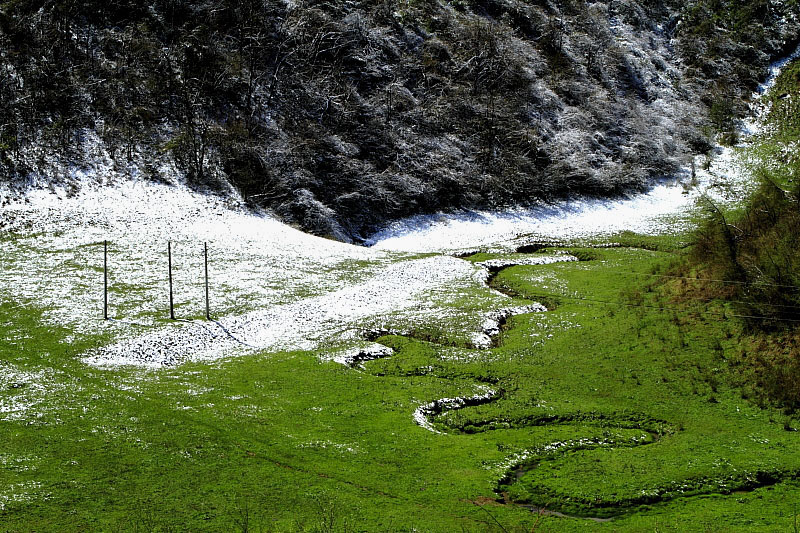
[3, 235, 800, 532]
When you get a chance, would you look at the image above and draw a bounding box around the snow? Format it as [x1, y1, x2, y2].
[756, 42, 800, 96]
[0, 156, 754, 368]
[412, 387, 498, 434]
[470, 304, 548, 349]
[84, 254, 487, 366]
[476, 254, 579, 271]
[743, 43, 800, 135]
[366, 180, 696, 253]
[2, 166, 540, 367]
[2, 44, 798, 369]
[1, 177, 378, 333]
[324, 343, 395, 368]
[0, 361, 73, 422]
[0, 481, 42, 512]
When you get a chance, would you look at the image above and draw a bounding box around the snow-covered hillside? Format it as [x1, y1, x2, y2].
[3, 0, 798, 240]
[0, 158, 738, 367]
[367, 42, 800, 254]
[1, 43, 796, 369]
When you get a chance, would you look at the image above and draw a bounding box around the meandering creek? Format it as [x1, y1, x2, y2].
[351, 47, 800, 517]
[353, 248, 674, 520]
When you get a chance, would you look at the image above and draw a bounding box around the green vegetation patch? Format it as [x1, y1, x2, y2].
[5, 230, 800, 530]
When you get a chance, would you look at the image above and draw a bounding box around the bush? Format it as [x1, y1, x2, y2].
[692, 177, 800, 325]
[735, 332, 800, 411]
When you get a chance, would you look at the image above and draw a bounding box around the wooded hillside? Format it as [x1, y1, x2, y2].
[1, 0, 797, 239]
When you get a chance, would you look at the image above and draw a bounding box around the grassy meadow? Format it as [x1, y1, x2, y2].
[3, 56, 800, 533]
[3, 234, 800, 531]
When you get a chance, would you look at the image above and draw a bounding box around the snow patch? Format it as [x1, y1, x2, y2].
[413, 387, 498, 434]
[0, 481, 42, 511]
[477, 254, 579, 271]
[324, 343, 395, 368]
[0, 362, 73, 422]
[366, 180, 700, 254]
[471, 304, 548, 349]
[83, 255, 484, 367]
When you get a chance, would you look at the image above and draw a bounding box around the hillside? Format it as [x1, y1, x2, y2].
[5, 8, 800, 529]
[1, 0, 798, 240]
[688, 51, 800, 412]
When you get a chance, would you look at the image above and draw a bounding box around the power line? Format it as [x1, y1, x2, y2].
[523, 291, 800, 323]
[493, 256, 800, 290]
[608, 274, 800, 311]
[713, 299, 800, 311]
[604, 269, 800, 290]
[496, 264, 800, 313]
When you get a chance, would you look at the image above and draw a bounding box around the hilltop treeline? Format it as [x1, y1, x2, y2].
[0, 0, 798, 239]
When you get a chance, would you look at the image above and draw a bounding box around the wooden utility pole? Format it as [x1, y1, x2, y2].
[168, 241, 175, 320]
[103, 240, 108, 320]
[204, 242, 210, 320]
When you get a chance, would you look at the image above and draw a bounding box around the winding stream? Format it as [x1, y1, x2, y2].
[354, 41, 800, 514]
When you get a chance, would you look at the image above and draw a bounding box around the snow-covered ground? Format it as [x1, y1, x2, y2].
[743, 41, 800, 135]
[1, 45, 796, 369]
[365, 181, 693, 254]
[0, 150, 759, 370]
[2, 179, 375, 330]
[1, 175, 530, 367]
[364, 146, 747, 254]
[0, 161, 709, 368]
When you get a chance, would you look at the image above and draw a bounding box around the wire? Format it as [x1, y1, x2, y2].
[603, 269, 800, 290]
[490, 253, 800, 290]
[603, 274, 800, 311]
[496, 264, 800, 312]
[522, 291, 800, 323]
